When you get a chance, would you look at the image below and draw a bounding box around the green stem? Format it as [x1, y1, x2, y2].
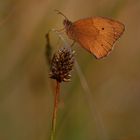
[51, 81, 60, 140]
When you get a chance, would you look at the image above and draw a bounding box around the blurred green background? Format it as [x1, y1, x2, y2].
[0, 0, 140, 140]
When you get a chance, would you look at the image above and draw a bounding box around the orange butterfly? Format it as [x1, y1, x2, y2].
[56, 10, 125, 59]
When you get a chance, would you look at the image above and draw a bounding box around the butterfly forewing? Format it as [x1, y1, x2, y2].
[67, 17, 125, 59]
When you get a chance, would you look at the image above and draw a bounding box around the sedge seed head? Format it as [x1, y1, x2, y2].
[49, 47, 75, 82]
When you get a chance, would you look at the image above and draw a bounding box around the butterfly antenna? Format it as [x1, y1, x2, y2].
[54, 9, 68, 20]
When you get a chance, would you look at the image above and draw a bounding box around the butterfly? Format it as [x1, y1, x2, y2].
[56, 10, 125, 59]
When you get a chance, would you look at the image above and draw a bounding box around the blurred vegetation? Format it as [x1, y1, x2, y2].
[0, 0, 140, 140]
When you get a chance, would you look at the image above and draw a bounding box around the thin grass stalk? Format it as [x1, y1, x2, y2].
[51, 81, 60, 140]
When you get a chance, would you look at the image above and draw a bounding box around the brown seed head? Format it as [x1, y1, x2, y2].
[50, 47, 75, 82]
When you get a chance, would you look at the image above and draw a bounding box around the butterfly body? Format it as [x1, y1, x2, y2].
[63, 17, 125, 59]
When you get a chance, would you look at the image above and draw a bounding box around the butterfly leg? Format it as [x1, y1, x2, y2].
[70, 41, 75, 48]
[52, 28, 65, 33]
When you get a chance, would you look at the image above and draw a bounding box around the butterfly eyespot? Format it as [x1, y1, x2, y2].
[101, 27, 104, 30]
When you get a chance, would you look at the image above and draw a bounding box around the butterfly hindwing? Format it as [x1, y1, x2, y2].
[67, 17, 125, 59]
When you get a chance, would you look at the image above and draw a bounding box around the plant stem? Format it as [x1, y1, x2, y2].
[51, 81, 60, 140]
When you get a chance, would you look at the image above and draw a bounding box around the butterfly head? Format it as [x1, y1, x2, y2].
[54, 10, 73, 30]
[63, 19, 72, 30]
